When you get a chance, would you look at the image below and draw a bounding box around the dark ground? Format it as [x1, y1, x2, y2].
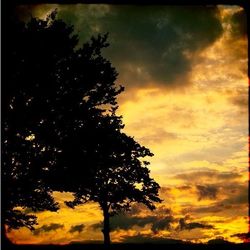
[2, 243, 250, 250]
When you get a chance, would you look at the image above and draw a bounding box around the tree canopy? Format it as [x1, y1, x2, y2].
[66, 111, 162, 245]
[3, 10, 124, 232]
[3, 11, 162, 245]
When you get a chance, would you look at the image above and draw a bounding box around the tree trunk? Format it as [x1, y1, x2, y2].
[102, 206, 111, 246]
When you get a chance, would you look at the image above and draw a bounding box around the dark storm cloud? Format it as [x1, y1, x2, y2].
[91, 213, 174, 233]
[232, 232, 250, 241]
[33, 223, 64, 235]
[178, 217, 214, 231]
[69, 224, 85, 233]
[185, 182, 248, 214]
[230, 9, 247, 38]
[196, 185, 218, 201]
[151, 217, 174, 233]
[55, 5, 223, 87]
[128, 203, 172, 217]
[221, 184, 248, 205]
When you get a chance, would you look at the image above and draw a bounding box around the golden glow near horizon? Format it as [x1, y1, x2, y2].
[8, 5, 248, 244]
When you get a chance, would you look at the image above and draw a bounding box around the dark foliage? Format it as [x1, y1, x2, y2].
[3, 11, 161, 246]
[66, 111, 162, 244]
[2, 13, 68, 231]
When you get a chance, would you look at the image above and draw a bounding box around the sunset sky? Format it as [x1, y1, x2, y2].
[9, 4, 248, 244]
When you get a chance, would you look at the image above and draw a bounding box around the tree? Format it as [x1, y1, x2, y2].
[3, 11, 123, 240]
[2, 12, 71, 243]
[1, 129, 59, 244]
[3, 12, 162, 246]
[65, 111, 162, 245]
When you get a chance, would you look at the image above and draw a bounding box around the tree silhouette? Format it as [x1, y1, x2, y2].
[3, 11, 123, 238]
[3, 11, 161, 246]
[2, 12, 72, 241]
[65, 110, 162, 245]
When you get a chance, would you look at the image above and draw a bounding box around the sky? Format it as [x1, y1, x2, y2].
[8, 4, 248, 244]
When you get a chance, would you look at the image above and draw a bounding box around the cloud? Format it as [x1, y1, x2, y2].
[160, 186, 172, 194]
[132, 128, 178, 144]
[230, 9, 247, 38]
[155, 205, 172, 216]
[127, 203, 172, 217]
[16, 4, 58, 21]
[90, 222, 103, 231]
[175, 170, 242, 182]
[189, 205, 224, 214]
[33, 223, 64, 235]
[178, 217, 214, 231]
[69, 224, 85, 234]
[231, 232, 250, 242]
[177, 185, 192, 191]
[220, 184, 248, 205]
[196, 185, 218, 201]
[231, 94, 248, 109]
[91, 213, 174, 233]
[228, 87, 248, 113]
[187, 182, 248, 215]
[53, 5, 223, 88]
[151, 216, 174, 233]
